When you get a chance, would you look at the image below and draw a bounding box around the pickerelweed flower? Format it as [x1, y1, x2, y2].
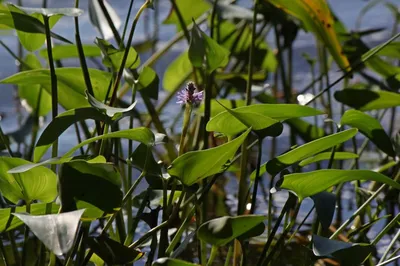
[176, 82, 203, 105]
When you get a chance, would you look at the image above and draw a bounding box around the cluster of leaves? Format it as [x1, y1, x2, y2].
[0, 0, 399, 266]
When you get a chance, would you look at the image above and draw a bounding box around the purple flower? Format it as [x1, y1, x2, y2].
[176, 82, 203, 105]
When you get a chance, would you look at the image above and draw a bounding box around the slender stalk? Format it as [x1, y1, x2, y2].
[0, 237, 11, 266]
[120, 0, 135, 43]
[21, 202, 31, 266]
[250, 139, 262, 214]
[207, 246, 218, 266]
[179, 104, 193, 155]
[377, 254, 400, 266]
[379, 228, 400, 263]
[0, 126, 13, 157]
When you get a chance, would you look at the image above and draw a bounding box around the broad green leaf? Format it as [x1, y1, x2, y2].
[153, 258, 200, 266]
[0, 9, 71, 44]
[0, 203, 59, 232]
[168, 128, 250, 186]
[278, 169, 400, 200]
[312, 235, 373, 265]
[33, 108, 110, 162]
[1, 68, 113, 110]
[13, 210, 84, 256]
[11, 5, 83, 17]
[163, 50, 192, 92]
[137, 66, 159, 100]
[189, 21, 230, 72]
[334, 88, 400, 111]
[340, 109, 395, 157]
[286, 118, 325, 142]
[18, 54, 51, 116]
[39, 44, 101, 60]
[163, 0, 210, 31]
[376, 41, 400, 59]
[207, 104, 324, 136]
[267, 0, 350, 70]
[310, 192, 336, 230]
[298, 152, 358, 167]
[197, 99, 246, 117]
[95, 38, 140, 70]
[59, 161, 122, 213]
[0, 157, 57, 203]
[197, 215, 265, 246]
[86, 91, 137, 119]
[62, 128, 155, 159]
[266, 129, 358, 176]
[88, 235, 144, 264]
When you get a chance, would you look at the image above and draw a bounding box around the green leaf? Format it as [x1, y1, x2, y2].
[298, 152, 358, 167]
[189, 21, 230, 72]
[13, 210, 84, 256]
[334, 88, 400, 111]
[163, 0, 210, 31]
[312, 235, 373, 265]
[163, 50, 193, 92]
[277, 169, 400, 200]
[62, 128, 155, 159]
[207, 104, 324, 136]
[153, 258, 200, 266]
[266, 129, 358, 176]
[1, 68, 113, 110]
[0, 203, 59, 232]
[39, 44, 102, 60]
[137, 66, 159, 100]
[0, 8, 71, 44]
[197, 99, 246, 117]
[33, 108, 110, 162]
[18, 54, 51, 116]
[59, 161, 122, 213]
[197, 215, 265, 246]
[340, 109, 395, 157]
[375, 41, 400, 59]
[267, 0, 350, 71]
[88, 235, 144, 264]
[86, 91, 137, 119]
[0, 157, 57, 203]
[310, 192, 336, 230]
[95, 38, 140, 70]
[168, 128, 250, 186]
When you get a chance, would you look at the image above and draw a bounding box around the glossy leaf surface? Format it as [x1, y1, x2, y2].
[299, 152, 358, 167]
[39, 44, 101, 60]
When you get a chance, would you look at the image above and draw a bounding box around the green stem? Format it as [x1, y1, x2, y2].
[379, 228, 400, 263]
[179, 104, 193, 155]
[250, 138, 263, 214]
[0, 125, 13, 157]
[21, 202, 31, 266]
[165, 206, 195, 255]
[129, 221, 169, 249]
[207, 246, 218, 266]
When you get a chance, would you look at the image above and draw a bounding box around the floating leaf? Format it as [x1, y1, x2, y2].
[13, 210, 84, 256]
[0, 157, 57, 203]
[312, 235, 373, 265]
[207, 104, 324, 136]
[340, 109, 395, 157]
[1, 68, 113, 110]
[277, 169, 400, 200]
[39, 44, 101, 60]
[189, 21, 230, 72]
[197, 215, 265, 246]
[86, 91, 137, 119]
[33, 107, 110, 162]
[95, 38, 140, 70]
[266, 129, 358, 176]
[310, 192, 336, 230]
[299, 152, 358, 167]
[18, 54, 51, 116]
[334, 88, 400, 111]
[88, 235, 144, 264]
[59, 161, 122, 213]
[168, 128, 250, 186]
[0, 203, 59, 232]
[267, 0, 350, 70]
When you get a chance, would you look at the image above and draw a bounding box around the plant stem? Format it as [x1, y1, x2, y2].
[0, 126, 13, 157]
[250, 138, 262, 214]
[207, 246, 218, 266]
[179, 104, 193, 155]
[21, 202, 31, 266]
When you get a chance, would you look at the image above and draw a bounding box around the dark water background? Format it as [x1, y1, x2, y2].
[0, 0, 399, 263]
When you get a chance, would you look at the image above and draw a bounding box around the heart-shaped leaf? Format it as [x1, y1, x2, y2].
[207, 104, 324, 136]
[0, 157, 57, 203]
[277, 169, 400, 200]
[13, 209, 85, 256]
[340, 109, 395, 157]
[197, 215, 265, 246]
[168, 128, 250, 186]
[266, 129, 358, 176]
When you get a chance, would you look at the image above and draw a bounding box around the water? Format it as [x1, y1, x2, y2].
[0, 0, 399, 264]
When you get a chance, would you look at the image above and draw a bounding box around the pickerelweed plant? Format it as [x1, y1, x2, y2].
[0, 0, 399, 265]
